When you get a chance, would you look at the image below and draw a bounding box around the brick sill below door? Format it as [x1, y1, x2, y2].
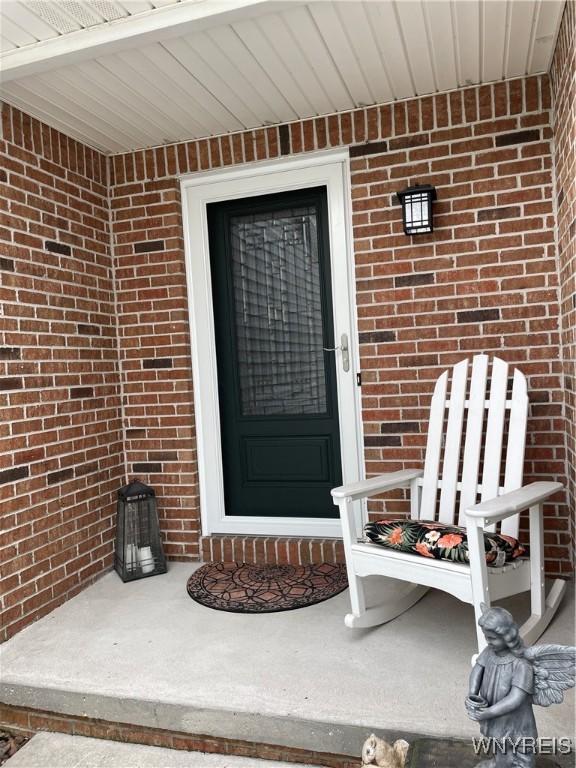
[201, 535, 345, 565]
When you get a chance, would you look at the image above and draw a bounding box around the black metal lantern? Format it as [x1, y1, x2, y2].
[396, 184, 437, 235]
[115, 480, 167, 582]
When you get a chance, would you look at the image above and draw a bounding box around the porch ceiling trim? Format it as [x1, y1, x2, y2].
[0, 0, 278, 83]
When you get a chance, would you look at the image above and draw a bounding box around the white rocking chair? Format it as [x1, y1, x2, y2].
[331, 355, 567, 654]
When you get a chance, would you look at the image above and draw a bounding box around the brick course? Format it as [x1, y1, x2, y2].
[1, 69, 574, 641]
[0, 704, 357, 768]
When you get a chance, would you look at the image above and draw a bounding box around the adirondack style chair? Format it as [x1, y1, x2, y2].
[331, 355, 566, 654]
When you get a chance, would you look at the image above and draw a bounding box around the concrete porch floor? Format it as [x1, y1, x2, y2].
[0, 563, 574, 757]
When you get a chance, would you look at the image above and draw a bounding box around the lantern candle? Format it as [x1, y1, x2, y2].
[139, 546, 155, 574]
[125, 543, 137, 572]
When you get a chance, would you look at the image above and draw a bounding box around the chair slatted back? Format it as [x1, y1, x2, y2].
[416, 355, 528, 538]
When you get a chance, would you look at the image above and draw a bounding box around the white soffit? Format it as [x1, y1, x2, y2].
[0, 0, 566, 154]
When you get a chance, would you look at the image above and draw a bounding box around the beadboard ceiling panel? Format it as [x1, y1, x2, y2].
[0, 0, 566, 154]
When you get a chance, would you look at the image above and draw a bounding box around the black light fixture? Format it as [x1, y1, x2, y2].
[396, 184, 437, 236]
[115, 479, 167, 582]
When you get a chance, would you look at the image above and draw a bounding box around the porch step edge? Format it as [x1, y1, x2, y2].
[1, 699, 573, 768]
[0, 684, 420, 761]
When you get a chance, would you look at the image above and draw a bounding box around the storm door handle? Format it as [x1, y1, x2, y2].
[323, 333, 350, 372]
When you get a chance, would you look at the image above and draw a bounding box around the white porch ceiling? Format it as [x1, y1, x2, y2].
[0, 0, 566, 155]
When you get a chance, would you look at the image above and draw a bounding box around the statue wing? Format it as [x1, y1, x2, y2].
[524, 645, 576, 707]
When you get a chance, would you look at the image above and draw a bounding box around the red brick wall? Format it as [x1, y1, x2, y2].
[1, 70, 572, 644]
[0, 103, 125, 641]
[109, 74, 572, 577]
[551, 1, 576, 568]
[112, 178, 199, 560]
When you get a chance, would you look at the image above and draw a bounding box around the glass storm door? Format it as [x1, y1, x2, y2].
[207, 187, 342, 519]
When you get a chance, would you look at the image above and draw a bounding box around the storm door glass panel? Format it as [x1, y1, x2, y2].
[230, 206, 327, 416]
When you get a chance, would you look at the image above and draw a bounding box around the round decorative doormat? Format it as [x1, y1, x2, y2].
[187, 562, 348, 613]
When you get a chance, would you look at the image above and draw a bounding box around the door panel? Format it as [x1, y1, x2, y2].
[241, 436, 333, 483]
[207, 187, 342, 518]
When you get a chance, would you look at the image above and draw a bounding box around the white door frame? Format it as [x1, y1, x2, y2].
[181, 149, 363, 537]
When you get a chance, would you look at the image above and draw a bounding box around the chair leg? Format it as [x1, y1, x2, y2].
[472, 596, 489, 660]
[520, 579, 567, 645]
[467, 518, 490, 657]
[520, 503, 567, 644]
[345, 581, 429, 629]
[338, 494, 370, 627]
[346, 571, 367, 623]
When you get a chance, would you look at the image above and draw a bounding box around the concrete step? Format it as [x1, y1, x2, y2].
[6, 731, 574, 768]
[5, 732, 327, 767]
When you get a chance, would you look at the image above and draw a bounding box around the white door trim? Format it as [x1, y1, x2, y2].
[181, 150, 363, 537]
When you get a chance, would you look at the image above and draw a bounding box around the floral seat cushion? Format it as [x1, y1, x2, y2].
[364, 518, 526, 566]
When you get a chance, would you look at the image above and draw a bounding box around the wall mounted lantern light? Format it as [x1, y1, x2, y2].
[396, 184, 437, 235]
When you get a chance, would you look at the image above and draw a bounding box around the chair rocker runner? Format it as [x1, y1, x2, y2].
[331, 355, 566, 654]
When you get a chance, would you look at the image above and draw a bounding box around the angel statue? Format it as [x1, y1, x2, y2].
[465, 604, 575, 768]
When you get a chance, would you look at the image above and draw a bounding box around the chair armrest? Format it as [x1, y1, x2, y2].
[331, 469, 423, 502]
[465, 481, 563, 523]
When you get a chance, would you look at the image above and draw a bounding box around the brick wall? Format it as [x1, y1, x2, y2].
[0, 103, 125, 641]
[109, 73, 572, 576]
[1, 70, 573, 643]
[551, 1, 576, 567]
[112, 178, 199, 560]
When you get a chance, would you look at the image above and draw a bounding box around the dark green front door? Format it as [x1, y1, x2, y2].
[207, 187, 342, 519]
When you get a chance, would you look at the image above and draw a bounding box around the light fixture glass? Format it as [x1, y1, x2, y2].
[395, 184, 437, 235]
